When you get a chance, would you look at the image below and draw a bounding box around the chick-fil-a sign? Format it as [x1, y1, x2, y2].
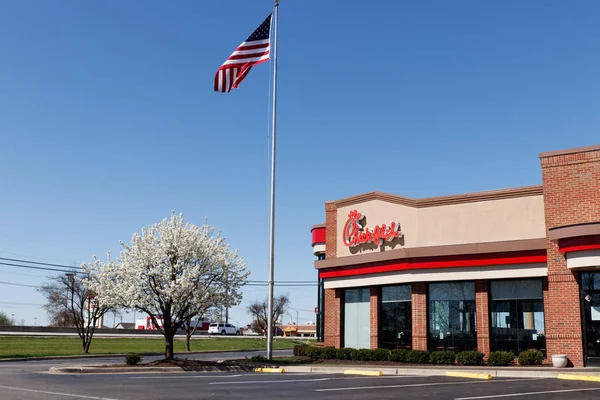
[342, 209, 403, 248]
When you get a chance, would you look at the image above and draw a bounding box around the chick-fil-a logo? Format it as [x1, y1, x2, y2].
[342, 209, 403, 247]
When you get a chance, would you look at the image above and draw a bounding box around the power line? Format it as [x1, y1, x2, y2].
[0, 257, 78, 270]
[0, 261, 80, 274]
[0, 280, 40, 289]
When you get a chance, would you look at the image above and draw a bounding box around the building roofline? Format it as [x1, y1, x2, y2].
[326, 185, 543, 209]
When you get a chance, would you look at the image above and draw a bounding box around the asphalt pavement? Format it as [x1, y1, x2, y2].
[2, 350, 600, 399]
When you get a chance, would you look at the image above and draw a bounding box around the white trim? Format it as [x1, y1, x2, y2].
[323, 263, 547, 289]
[566, 249, 600, 269]
[313, 243, 325, 256]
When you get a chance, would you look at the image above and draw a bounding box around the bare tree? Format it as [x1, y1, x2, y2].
[247, 294, 290, 334]
[38, 273, 111, 353]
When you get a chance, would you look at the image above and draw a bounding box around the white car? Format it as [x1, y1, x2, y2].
[208, 323, 241, 335]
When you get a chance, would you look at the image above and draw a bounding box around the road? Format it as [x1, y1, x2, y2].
[1, 351, 600, 399]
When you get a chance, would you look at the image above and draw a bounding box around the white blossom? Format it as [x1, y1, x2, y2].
[82, 212, 249, 358]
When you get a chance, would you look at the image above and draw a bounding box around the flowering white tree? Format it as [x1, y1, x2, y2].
[82, 212, 249, 359]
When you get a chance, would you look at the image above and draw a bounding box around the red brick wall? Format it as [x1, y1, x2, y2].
[370, 286, 379, 349]
[412, 282, 428, 350]
[540, 146, 600, 367]
[325, 202, 337, 260]
[323, 288, 342, 347]
[475, 280, 490, 356]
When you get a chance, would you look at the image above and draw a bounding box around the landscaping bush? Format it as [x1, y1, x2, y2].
[293, 344, 311, 357]
[125, 352, 142, 365]
[251, 355, 266, 362]
[430, 350, 456, 365]
[336, 347, 354, 360]
[353, 348, 373, 361]
[389, 348, 409, 363]
[486, 351, 515, 366]
[320, 346, 337, 360]
[456, 351, 484, 366]
[371, 348, 390, 361]
[518, 349, 543, 366]
[405, 350, 430, 364]
[307, 346, 323, 359]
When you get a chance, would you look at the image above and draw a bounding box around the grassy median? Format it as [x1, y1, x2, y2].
[0, 336, 303, 359]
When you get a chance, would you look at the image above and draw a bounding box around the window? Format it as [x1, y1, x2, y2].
[344, 288, 370, 349]
[428, 282, 477, 352]
[490, 279, 545, 356]
[380, 285, 412, 349]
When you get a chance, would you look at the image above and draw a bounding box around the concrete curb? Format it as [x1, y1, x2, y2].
[446, 371, 492, 380]
[281, 365, 600, 379]
[343, 369, 383, 376]
[49, 365, 257, 374]
[254, 368, 285, 373]
[0, 348, 292, 363]
[557, 373, 600, 383]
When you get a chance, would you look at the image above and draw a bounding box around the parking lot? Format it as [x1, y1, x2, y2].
[2, 368, 600, 399]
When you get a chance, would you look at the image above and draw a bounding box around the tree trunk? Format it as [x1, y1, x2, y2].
[165, 331, 175, 360]
[83, 338, 91, 354]
[186, 333, 191, 352]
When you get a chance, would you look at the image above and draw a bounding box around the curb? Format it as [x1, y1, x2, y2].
[557, 373, 600, 383]
[344, 369, 382, 376]
[446, 371, 492, 380]
[254, 368, 285, 373]
[49, 365, 257, 374]
[0, 348, 293, 363]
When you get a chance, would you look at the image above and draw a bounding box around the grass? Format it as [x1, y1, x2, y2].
[0, 336, 302, 359]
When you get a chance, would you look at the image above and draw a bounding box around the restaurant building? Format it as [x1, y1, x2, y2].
[311, 144, 600, 367]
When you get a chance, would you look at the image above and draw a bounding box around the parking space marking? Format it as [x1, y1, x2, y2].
[129, 373, 244, 380]
[315, 378, 546, 392]
[0, 384, 121, 400]
[453, 387, 600, 399]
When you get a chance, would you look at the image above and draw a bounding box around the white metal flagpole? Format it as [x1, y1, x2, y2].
[266, 0, 279, 361]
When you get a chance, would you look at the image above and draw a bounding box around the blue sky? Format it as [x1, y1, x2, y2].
[0, 0, 599, 328]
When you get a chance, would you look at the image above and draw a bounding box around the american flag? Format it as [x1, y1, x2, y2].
[214, 14, 272, 93]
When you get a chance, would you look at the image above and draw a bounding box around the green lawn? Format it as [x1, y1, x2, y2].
[0, 336, 302, 359]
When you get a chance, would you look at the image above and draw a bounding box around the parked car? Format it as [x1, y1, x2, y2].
[263, 326, 284, 336]
[208, 323, 241, 335]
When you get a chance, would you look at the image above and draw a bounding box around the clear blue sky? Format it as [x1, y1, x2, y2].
[0, 0, 599, 327]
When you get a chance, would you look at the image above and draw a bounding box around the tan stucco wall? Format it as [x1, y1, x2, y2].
[336, 195, 545, 258]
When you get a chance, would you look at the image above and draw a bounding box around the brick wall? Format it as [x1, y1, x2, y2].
[325, 202, 337, 260]
[370, 286, 379, 349]
[323, 288, 342, 347]
[412, 282, 428, 350]
[475, 280, 490, 356]
[540, 146, 600, 367]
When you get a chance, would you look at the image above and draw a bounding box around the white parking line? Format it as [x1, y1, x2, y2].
[129, 373, 244, 380]
[208, 375, 420, 385]
[315, 378, 546, 392]
[454, 387, 600, 399]
[0, 384, 121, 399]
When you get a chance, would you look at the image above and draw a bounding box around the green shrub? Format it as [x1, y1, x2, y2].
[405, 350, 430, 364]
[518, 350, 543, 366]
[336, 347, 354, 360]
[430, 350, 456, 365]
[486, 351, 515, 366]
[320, 346, 337, 359]
[371, 348, 390, 361]
[389, 348, 410, 363]
[293, 344, 311, 357]
[251, 355, 266, 362]
[456, 351, 484, 366]
[353, 348, 373, 361]
[125, 352, 142, 366]
[307, 346, 323, 359]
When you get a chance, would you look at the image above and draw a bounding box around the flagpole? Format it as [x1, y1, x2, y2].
[266, 0, 279, 361]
